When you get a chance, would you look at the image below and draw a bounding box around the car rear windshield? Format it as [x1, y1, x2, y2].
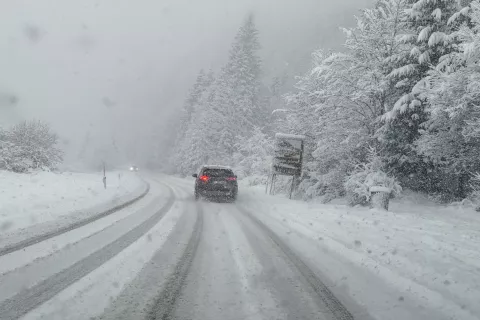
[203, 169, 234, 177]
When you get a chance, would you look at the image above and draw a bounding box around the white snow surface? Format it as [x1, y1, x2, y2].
[238, 183, 480, 320]
[20, 180, 180, 320]
[0, 170, 144, 234]
[1, 174, 478, 320]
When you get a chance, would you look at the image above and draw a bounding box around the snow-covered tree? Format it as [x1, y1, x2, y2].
[0, 120, 63, 173]
[384, 0, 467, 120]
[209, 13, 264, 155]
[170, 14, 265, 174]
[226, 13, 263, 131]
[172, 80, 221, 174]
[170, 69, 217, 174]
[232, 126, 273, 180]
[379, 0, 471, 193]
[414, 1, 480, 198]
[174, 69, 214, 146]
[284, 0, 411, 200]
[261, 73, 290, 134]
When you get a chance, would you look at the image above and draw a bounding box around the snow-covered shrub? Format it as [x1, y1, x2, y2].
[242, 174, 269, 186]
[0, 120, 63, 173]
[0, 140, 34, 173]
[298, 168, 347, 202]
[297, 176, 323, 200]
[344, 148, 402, 206]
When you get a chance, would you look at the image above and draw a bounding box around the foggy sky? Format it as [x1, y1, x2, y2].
[0, 0, 373, 165]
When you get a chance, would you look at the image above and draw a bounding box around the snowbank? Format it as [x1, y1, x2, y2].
[0, 170, 144, 234]
[239, 187, 480, 320]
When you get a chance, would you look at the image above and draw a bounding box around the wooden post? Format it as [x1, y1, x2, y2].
[265, 174, 270, 194]
[102, 162, 106, 189]
[270, 174, 276, 195]
[369, 186, 391, 210]
[289, 175, 295, 199]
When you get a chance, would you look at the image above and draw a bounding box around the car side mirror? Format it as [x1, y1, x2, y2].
[192, 174, 198, 178]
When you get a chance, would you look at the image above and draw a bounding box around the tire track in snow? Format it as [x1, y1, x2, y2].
[236, 205, 355, 320]
[146, 203, 204, 320]
[0, 182, 151, 257]
[0, 185, 173, 320]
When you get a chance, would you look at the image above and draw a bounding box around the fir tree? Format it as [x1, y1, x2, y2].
[380, 0, 468, 193]
[211, 13, 264, 155]
[415, 1, 479, 198]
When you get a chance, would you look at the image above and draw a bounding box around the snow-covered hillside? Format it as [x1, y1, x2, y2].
[0, 170, 144, 234]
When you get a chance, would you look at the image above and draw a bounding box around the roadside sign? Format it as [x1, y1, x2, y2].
[272, 133, 304, 176]
[268, 133, 305, 199]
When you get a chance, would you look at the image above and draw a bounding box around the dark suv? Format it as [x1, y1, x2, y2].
[193, 165, 238, 201]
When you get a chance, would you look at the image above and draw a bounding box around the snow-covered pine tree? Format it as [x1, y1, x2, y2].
[173, 79, 223, 174]
[227, 13, 263, 132]
[173, 69, 214, 149]
[380, 0, 469, 193]
[170, 14, 265, 172]
[415, 1, 479, 198]
[385, 0, 467, 119]
[233, 126, 273, 180]
[210, 13, 264, 160]
[262, 73, 290, 135]
[206, 72, 237, 161]
[170, 69, 215, 174]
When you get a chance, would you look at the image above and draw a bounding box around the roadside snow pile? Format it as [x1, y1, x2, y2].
[240, 187, 480, 320]
[0, 170, 144, 234]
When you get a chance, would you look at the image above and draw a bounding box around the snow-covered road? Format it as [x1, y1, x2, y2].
[0, 174, 477, 320]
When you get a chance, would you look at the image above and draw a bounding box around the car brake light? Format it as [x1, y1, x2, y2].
[200, 175, 209, 182]
[226, 177, 236, 181]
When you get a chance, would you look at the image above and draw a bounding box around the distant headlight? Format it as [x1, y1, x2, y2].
[130, 167, 134, 171]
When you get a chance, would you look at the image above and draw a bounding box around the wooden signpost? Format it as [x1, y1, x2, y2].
[267, 133, 305, 199]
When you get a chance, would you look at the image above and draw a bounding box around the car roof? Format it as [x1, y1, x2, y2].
[201, 165, 233, 170]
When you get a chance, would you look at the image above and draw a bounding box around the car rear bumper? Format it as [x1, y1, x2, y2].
[198, 190, 236, 197]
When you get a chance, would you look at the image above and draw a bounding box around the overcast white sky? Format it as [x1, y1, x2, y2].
[0, 0, 373, 164]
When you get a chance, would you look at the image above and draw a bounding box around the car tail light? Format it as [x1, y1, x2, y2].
[199, 175, 209, 182]
[226, 177, 236, 181]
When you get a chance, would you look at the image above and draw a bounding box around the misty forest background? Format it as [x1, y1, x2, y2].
[3, 0, 480, 205]
[171, 0, 480, 204]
